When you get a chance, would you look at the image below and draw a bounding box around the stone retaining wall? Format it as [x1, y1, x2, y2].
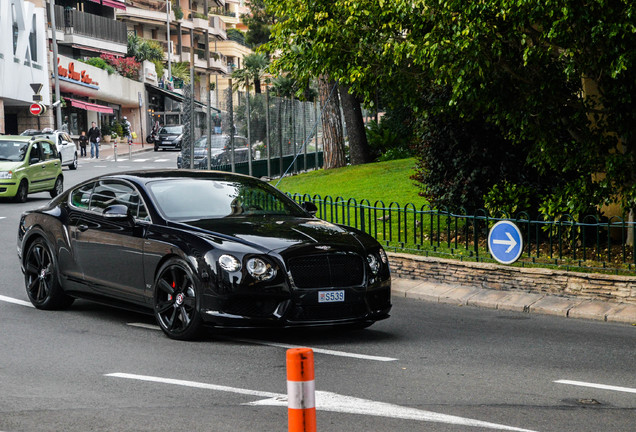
[387, 252, 636, 304]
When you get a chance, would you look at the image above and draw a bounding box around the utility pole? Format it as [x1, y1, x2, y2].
[49, 0, 62, 130]
[166, 0, 171, 81]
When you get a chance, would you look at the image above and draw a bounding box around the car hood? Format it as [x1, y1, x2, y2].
[176, 217, 367, 254]
[0, 161, 24, 170]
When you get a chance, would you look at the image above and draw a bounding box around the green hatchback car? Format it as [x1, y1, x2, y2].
[0, 135, 63, 203]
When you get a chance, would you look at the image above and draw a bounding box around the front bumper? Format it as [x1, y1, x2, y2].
[199, 279, 391, 328]
[0, 180, 19, 198]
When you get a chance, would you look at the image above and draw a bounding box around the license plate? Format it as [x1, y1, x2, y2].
[318, 290, 345, 303]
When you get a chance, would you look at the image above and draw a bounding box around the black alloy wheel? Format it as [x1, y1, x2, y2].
[24, 237, 74, 309]
[50, 176, 63, 198]
[153, 259, 203, 340]
[13, 180, 28, 203]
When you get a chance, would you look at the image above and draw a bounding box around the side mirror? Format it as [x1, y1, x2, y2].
[301, 201, 318, 216]
[103, 204, 134, 224]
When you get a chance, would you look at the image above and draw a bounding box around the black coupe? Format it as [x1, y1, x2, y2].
[17, 170, 391, 340]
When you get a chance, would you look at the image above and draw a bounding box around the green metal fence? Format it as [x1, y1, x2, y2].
[288, 194, 636, 275]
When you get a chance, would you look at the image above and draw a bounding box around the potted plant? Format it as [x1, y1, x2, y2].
[112, 120, 124, 142]
[101, 123, 112, 143]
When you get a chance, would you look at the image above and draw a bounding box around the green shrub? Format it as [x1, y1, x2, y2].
[84, 57, 116, 75]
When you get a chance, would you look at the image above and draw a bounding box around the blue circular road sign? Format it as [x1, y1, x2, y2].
[488, 221, 523, 264]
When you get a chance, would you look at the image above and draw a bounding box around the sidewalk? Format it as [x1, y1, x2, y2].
[86, 141, 154, 160]
[391, 277, 636, 325]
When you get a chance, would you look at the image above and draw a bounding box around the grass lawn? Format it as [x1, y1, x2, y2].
[271, 157, 426, 206]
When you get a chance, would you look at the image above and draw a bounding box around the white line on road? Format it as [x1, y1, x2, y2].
[155, 159, 170, 162]
[0, 294, 33, 308]
[554, 379, 636, 394]
[227, 336, 398, 362]
[132, 159, 149, 162]
[106, 372, 536, 431]
[127, 322, 397, 362]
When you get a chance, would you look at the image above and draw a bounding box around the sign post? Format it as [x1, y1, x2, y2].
[488, 221, 524, 264]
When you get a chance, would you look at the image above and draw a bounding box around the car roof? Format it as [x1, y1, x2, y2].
[0, 135, 51, 143]
[102, 169, 256, 186]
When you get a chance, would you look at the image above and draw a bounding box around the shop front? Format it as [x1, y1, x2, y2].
[54, 55, 145, 139]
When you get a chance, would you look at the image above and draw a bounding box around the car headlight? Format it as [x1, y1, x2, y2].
[246, 257, 276, 281]
[0, 171, 13, 179]
[219, 254, 241, 272]
[367, 254, 380, 275]
[378, 248, 388, 264]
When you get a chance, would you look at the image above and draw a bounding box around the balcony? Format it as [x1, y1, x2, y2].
[117, 0, 172, 24]
[51, 5, 128, 54]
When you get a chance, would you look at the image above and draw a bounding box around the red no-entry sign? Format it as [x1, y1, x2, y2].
[29, 103, 43, 116]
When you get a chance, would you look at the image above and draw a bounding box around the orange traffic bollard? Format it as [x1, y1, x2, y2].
[286, 348, 316, 432]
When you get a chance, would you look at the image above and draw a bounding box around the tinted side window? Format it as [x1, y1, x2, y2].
[89, 180, 150, 220]
[70, 183, 94, 209]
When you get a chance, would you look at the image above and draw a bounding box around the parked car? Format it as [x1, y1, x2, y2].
[0, 135, 64, 202]
[154, 125, 184, 151]
[176, 135, 250, 169]
[17, 170, 391, 340]
[20, 129, 78, 170]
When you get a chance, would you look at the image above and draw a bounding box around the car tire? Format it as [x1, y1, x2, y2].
[69, 153, 78, 170]
[24, 237, 74, 310]
[50, 176, 63, 198]
[13, 180, 28, 203]
[153, 258, 203, 340]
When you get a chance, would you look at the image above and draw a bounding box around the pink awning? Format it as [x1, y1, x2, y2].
[68, 98, 114, 114]
[101, 0, 126, 10]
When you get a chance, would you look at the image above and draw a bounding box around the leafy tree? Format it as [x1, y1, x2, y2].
[263, 0, 636, 218]
[242, 0, 275, 49]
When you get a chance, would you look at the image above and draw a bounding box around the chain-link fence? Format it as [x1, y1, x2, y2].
[180, 86, 324, 178]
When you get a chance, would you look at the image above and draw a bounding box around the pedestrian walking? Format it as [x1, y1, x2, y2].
[87, 121, 101, 159]
[78, 131, 88, 157]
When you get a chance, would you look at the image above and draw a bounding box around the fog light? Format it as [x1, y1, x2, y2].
[247, 257, 276, 281]
[219, 254, 241, 272]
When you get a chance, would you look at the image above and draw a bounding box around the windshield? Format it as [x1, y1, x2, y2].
[147, 178, 306, 220]
[159, 126, 183, 134]
[193, 135, 226, 149]
[0, 140, 28, 162]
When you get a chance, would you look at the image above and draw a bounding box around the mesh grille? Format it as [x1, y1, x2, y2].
[288, 253, 364, 288]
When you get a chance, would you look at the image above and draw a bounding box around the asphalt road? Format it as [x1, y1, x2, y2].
[1, 153, 635, 432]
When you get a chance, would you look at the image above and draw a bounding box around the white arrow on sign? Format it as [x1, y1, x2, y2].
[493, 232, 517, 253]
[106, 373, 537, 432]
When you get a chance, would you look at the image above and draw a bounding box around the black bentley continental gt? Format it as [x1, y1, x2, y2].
[17, 170, 391, 340]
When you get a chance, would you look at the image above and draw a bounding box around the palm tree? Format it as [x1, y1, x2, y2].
[231, 53, 268, 93]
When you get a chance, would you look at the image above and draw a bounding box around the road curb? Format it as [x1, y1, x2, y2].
[391, 277, 636, 325]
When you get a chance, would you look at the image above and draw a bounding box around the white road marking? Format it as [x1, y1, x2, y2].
[228, 337, 398, 362]
[0, 294, 33, 308]
[155, 159, 170, 162]
[0, 217, 6, 220]
[555, 379, 636, 394]
[127, 323, 397, 362]
[133, 159, 149, 162]
[106, 372, 537, 431]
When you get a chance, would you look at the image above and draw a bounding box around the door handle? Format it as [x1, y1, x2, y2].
[78, 224, 89, 232]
